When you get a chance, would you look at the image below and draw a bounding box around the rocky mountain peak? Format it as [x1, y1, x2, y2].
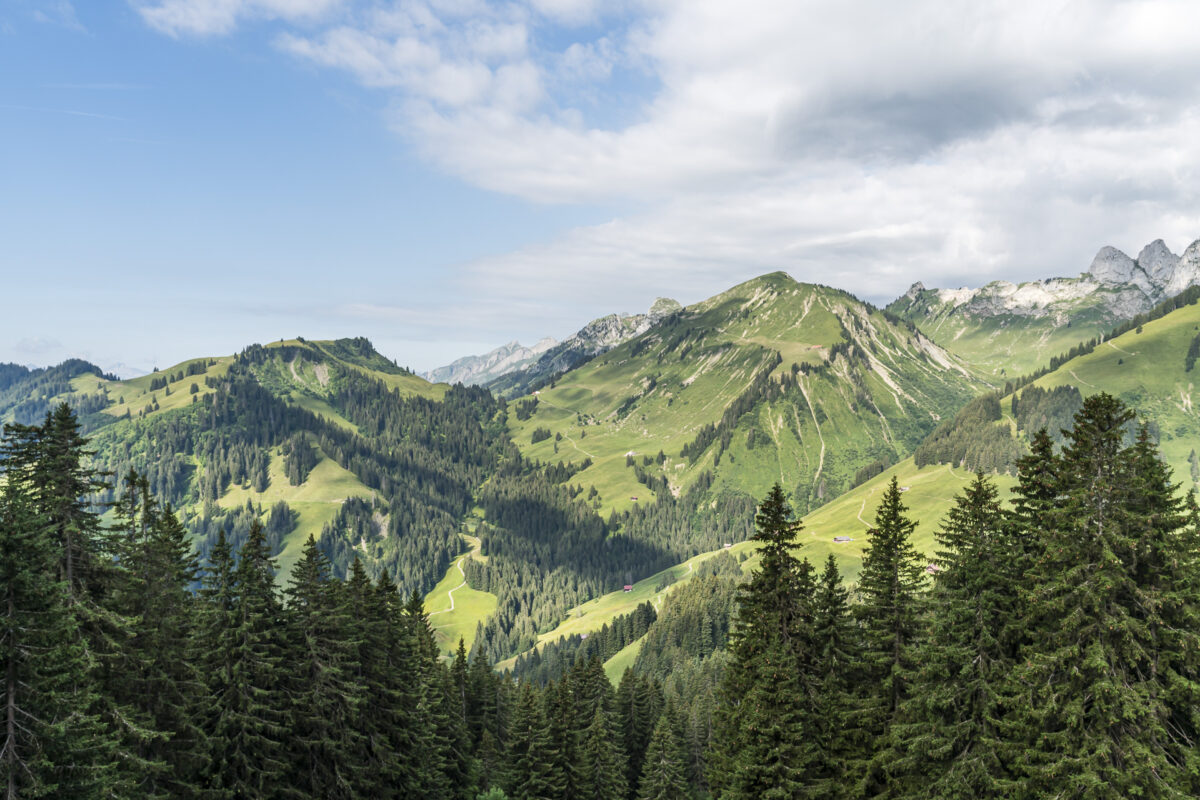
[1136, 239, 1180, 284]
[1086, 246, 1139, 286]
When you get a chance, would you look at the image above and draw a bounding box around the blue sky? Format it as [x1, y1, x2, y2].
[4, 0, 1200, 374]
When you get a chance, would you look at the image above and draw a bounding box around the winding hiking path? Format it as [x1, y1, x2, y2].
[1068, 369, 1100, 390]
[427, 534, 483, 618]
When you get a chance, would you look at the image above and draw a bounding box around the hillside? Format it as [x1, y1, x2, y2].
[32, 338, 486, 591]
[889, 238, 1200, 376]
[492, 286, 1200, 673]
[508, 272, 989, 518]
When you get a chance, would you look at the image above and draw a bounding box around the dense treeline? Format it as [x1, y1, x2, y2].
[466, 470, 680, 663]
[914, 383, 1086, 472]
[0, 358, 112, 426]
[0, 406, 693, 799]
[912, 392, 1023, 471]
[6, 395, 1198, 798]
[710, 392, 1200, 799]
[281, 431, 318, 485]
[612, 470, 756, 559]
[510, 602, 657, 685]
[632, 554, 741, 681]
[1011, 383, 1082, 442]
[88, 350, 505, 598]
[469, 466, 757, 665]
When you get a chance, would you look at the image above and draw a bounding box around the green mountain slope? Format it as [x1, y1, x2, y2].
[28, 338, 486, 590]
[884, 295, 1110, 380]
[511, 272, 990, 517]
[887, 238, 1200, 377]
[495, 289, 1200, 670]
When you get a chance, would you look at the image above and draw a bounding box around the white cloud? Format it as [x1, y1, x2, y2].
[34, 0, 84, 31]
[136, 0, 339, 37]
[139, 0, 1200, 344]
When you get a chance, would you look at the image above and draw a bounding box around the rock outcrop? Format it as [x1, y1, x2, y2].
[892, 238, 1200, 327]
[424, 337, 558, 386]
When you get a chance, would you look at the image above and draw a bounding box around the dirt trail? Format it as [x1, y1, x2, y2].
[1067, 370, 1099, 390]
[428, 558, 467, 616]
[428, 534, 483, 618]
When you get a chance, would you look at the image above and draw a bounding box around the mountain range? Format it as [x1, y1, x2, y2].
[6, 234, 1200, 664]
[427, 296, 683, 395]
[422, 337, 558, 386]
[889, 237, 1200, 376]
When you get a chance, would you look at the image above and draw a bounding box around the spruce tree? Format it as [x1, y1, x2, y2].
[578, 702, 629, 800]
[851, 476, 925, 796]
[506, 682, 556, 800]
[0, 464, 122, 798]
[200, 521, 291, 796]
[112, 478, 208, 799]
[468, 651, 504, 790]
[1011, 394, 1186, 796]
[888, 473, 1015, 796]
[1, 404, 110, 595]
[543, 674, 580, 800]
[709, 483, 816, 800]
[350, 565, 428, 798]
[618, 669, 660, 799]
[285, 535, 365, 798]
[4, 406, 149, 794]
[637, 700, 691, 800]
[808, 554, 857, 799]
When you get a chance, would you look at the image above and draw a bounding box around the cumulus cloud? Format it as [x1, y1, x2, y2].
[137, 0, 1200, 340]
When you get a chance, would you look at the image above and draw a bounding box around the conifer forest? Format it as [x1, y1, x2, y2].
[6, 388, 1200, 799]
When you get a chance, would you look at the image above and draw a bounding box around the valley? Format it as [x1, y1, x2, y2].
[8, 251, 1200, 674]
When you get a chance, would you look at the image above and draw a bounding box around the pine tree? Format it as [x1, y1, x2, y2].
[506, 682, 556, 800]
[618, 669, 660, 799]
[808, 554, 857, 799]
[851, 476, 925, 797]
[637, 700, 691, 800]
[3, 406, 147, 794]
[285, 535, 365, 798]
[112, 476, 208, 798]
[543, 674, 580, 800]
[468, 650, 504, 790]
[200, 521, 291, 796]
[709, 483, 816, 800]
[1011, 394, 1186, 796]
[888, 473, 1015, 796]
[0, 465, 123, 798]
[1, 404, 110, 595]
[350, 565, 427, 798]
[578, 702, 629, 800]
[1006, 428, 1056, 626]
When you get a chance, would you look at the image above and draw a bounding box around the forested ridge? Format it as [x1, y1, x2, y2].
[2, 337, 763, 668]
[5, 391, 1200, 798]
